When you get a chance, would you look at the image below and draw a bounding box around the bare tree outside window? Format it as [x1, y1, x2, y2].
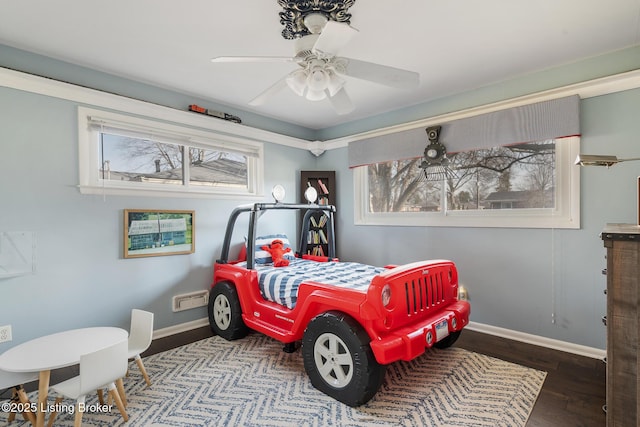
[99, 133, 247, 188]
[367, 140, 556, 213]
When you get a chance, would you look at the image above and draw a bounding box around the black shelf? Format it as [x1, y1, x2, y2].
[300, 171, 336, 257]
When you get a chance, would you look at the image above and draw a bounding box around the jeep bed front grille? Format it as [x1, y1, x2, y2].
[404, 271, 446, 316]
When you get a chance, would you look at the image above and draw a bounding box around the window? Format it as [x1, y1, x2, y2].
[78, 107, 263, 198]
[355, 137, 580, 228]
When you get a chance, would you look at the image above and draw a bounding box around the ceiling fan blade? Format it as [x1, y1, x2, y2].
[327, 87, 354, 115]
[248, 78, 289, 106]
[338, 58, 419, 90]
[212, 56, 294, 63]
[312, 21, 358, 56]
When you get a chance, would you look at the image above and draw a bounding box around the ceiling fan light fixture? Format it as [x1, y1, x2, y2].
[326, 70, 345, 96]
[286, 69, 308, 96]
[305, 88, 326, 101]
[307, 67, 329, 92]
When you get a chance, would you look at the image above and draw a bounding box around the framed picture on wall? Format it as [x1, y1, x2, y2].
[124, 209, 195, 258]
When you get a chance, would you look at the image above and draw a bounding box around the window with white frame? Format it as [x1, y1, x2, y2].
[78, 107, 263, 198]
[355, 136, 579, 228]
[352, 95, 581, 229]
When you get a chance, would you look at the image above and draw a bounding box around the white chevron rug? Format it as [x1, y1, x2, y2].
[4, 333, 546, 426]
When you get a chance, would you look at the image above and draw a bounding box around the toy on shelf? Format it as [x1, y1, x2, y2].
[188, 104, 242, 124]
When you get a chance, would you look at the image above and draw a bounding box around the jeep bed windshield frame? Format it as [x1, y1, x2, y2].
[217, 202, 336, 269]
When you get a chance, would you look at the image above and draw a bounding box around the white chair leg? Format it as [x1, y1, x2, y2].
[107, 382, 128, 422]
[115, 378, 127, 407]
[73, 396, 86, 427]
[135, 354, 152, 387]
[73, 405, 83, 427]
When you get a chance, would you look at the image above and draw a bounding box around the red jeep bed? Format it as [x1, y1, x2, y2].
[208, 200, 470, 406]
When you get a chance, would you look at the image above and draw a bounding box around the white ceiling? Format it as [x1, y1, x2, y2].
[1, 0, 639, 130]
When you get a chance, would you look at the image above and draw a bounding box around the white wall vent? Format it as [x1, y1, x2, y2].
[172, 290, 209, 312]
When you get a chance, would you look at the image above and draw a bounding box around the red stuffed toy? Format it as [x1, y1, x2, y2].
[261, 239, 291, 267]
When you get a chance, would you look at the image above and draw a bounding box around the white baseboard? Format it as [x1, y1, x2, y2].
[467, 321, 606, 360]
[152, 317, 210, 340]
[152, 317, 607, 360]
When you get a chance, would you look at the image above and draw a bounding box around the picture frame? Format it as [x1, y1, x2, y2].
[124, 209, 195, 258]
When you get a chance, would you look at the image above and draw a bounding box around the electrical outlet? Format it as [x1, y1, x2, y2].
[0, 325, 12, 343]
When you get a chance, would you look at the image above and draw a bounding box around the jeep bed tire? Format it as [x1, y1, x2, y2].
[302, 311, 386, 407]
[208, 281, 249, 340]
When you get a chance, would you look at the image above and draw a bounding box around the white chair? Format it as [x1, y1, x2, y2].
[127, 309, 154, 388]
[47, 340, 128, 427]
[0, 369, 38, 424]
[97, 309, 154, 408]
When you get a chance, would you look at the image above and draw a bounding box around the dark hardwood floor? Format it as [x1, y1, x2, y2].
[456, 330, 606, 427]
[8, 326, 605, 426]
[146, 326, 606, 427]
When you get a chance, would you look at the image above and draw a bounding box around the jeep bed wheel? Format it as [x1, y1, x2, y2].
[302, 311, 386, 407]
[208, 282, 249, 340]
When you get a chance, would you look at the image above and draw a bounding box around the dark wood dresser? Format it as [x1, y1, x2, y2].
[602, 223, 640, 426]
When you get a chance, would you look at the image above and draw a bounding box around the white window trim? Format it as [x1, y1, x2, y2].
[78, 107, 264, 199]
[354, 136, 580, 229]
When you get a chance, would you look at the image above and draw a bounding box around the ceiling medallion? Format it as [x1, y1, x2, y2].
[277, 0, 356, 39]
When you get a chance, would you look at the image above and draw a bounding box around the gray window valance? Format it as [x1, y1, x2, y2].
[348, 95, 580, 168]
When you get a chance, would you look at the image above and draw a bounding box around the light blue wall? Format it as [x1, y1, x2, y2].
[0, 83, 314, 352]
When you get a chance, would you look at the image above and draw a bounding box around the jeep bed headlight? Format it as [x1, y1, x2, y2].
[382, 284, 392, 307]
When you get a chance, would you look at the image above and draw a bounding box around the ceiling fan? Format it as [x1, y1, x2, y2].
[211, 13, 420, 115]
